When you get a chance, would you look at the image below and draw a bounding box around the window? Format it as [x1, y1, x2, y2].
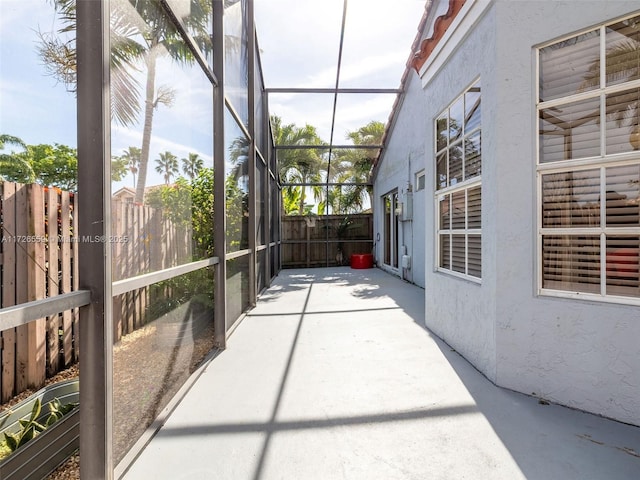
[435, 80, 482, 279]
[416, 170, 426, 191]
[537, 14, 640, 302]
[382, 191, 400, 268]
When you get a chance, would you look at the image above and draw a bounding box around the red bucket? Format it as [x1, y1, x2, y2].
[350, 253, 373, 269]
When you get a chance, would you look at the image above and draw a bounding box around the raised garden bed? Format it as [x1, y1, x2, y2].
[0, 379, 79, 480]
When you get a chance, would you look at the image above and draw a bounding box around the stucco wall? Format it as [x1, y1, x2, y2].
[491, 0, 640, 426]
[379, 0, 640, 426]
[374, 65, 427, 288]
[422, 4, 499, 381]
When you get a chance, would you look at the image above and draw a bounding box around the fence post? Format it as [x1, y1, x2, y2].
[1, 182, 17, 402]
[15, 183, 30, 392]
[46, 187, 61, 376]
[72, 192, 80, 361]
[60, 190, 73, 367]
[112, 200, 122, 342]
[306, 219, 310, 268]
[25, 184, 46, 388]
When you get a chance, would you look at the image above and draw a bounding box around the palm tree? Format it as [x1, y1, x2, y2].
[39, 0, 144, 127]
[117, 146, 141, 188]
[0, 134, 35, 183]
[0, 134, 27, 152]
[328, 120, 385, 213]
[182, 153, 204, 181]
[39, 0, 213, 204]
[271, 115, 326, 214]
[155, 151, 179, 185]
[282, 185, 302, 215]
[346, 120, 385, 147]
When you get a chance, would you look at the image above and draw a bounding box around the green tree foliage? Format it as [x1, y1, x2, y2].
[111, 155, 129, 182]
[282, 186, 303, 215]
[0, 134, 35, 183]
[346, 120, 385, 147]
[0, 134, 128, 190]
[139, 166, 216, 317]
[271, 115, 325, 215]
[325, 120, 384, 214]
[0, 135, 77, 188]
[155, 151, 179, 185]
[181, 152, 204, 181]
[39, 0, 213, 204]
[226, 134, 250, 249]
[190, 167, 214, 257]
[29, 143, 78, 190]
[115, 146, 142, 188]
[225, 174, 249, 250]
[144, 167, 214, 258]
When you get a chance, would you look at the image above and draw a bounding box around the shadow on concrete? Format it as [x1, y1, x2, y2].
[405, 305, 640, 478]
[126, 267, 639, 480]
[279, 267, 640, 479]
[158, 403, 478, 437]
[427, 331, 640, 479]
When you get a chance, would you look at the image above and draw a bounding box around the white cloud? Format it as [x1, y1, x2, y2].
[305, 50, 408, 88]
[255, 0, 424, 142]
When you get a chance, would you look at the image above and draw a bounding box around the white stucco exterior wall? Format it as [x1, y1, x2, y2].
[376, 0, 640, 426]
[373, 65, 427, 288]
[491, 0, 640, 426]
[421, 3, 499, 382]
[410, 0, 640, 425]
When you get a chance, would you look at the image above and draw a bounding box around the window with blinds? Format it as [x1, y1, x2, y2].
[537, 14, 640, 302]
[436, 80, 482, 280]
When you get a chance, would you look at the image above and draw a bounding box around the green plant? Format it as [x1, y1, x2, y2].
[1, 397, 78, 457]
[3, 399, 46, 453]
[45, 398, 77, 426]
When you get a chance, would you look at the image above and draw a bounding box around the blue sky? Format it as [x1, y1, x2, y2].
[0, 1, 77, 148]
[0, 0, 426, 190]
[255, 0, 426, 142]
[0, 0, 215, 190]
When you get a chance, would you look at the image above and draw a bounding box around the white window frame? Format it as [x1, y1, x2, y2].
[434, 79, 482, 282]
[415, 170, 426, 191]
[381, 190, 400, 270]
[536, 13, 640, 306]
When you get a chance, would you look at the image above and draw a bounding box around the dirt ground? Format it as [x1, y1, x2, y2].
[0, 313, 216, 479]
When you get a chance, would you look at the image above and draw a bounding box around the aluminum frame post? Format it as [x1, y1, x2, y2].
[247, 0, 257, 305]
[77, 0, 113, 478]
[213, 0, 227, 347]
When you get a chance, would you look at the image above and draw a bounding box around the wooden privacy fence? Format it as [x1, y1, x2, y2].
[0, 185, 193, 403]
[111, 199, 191, 342]
[281, 214, 373, 268]
[0, 182, 78, 402]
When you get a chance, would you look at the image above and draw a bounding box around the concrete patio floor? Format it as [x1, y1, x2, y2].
[123, 267, 640, 480]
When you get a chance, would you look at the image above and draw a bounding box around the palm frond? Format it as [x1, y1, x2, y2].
[581, 39, 640, 91]
[37, 30, 77, 92]
[0, 135, 27, 150]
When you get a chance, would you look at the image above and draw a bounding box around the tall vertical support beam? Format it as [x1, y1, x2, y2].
[265, 91, 273, 285]
[263, 100, 272, 287]
[77, 0, 113, 478]
[213, 0, 227, 348]
[247, 0, 257, 305]
[278, 168, 283, 273]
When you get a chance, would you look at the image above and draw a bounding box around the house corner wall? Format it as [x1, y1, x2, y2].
[373, 69, 428, 288]
[492, 0, 640, 426]
[379, 0, 640, 427]
[421, 4, 499, 382]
